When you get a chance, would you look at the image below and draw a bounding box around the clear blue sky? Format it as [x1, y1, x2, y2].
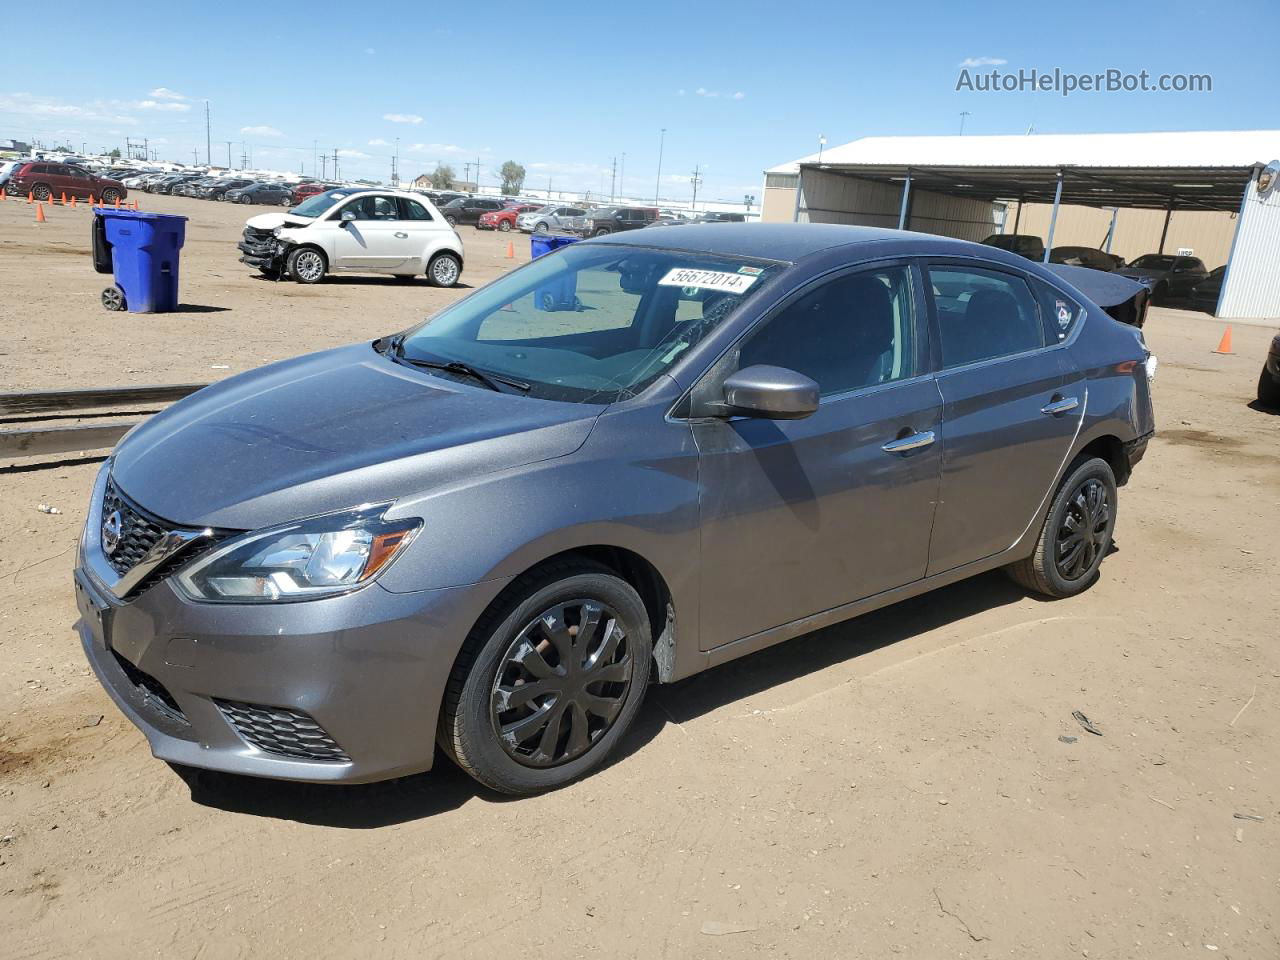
[2, 0, 1269, 203]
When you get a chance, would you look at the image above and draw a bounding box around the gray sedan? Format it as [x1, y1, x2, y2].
[75, 224, 1156, 795]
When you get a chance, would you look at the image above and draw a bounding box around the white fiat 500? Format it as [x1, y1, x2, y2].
[237, 188, 465, 286]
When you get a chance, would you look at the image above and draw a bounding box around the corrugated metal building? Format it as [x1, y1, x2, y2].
[762, 130, 1280, 319]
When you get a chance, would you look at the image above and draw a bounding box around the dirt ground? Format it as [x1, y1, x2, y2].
[1, 192, 1278, 960]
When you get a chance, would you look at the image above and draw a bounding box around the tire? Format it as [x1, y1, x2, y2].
[498, 220, 512, 232]
[286, 246, 327, 284]
[240, 194, 252, 204]
[441, 560, 652, 795]
[445, 215, 458, 226]
[31, 183, 51, 201]
[426, 252, 461, 287]
[101, 188, 120, 204]
[594, 227, 611, 237]
[1006, 456, 1118, 598]
[1258, 368, 1280, 408]
[534, 221, 549, 234]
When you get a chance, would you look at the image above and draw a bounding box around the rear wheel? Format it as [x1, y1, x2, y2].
[1006, 456, 1117, 598]
[286, 246, 327, 284]
[101, 285, 126, 311]
[441, 561, 652, 795]
[32, 183, 51, 201]
[427, 252, 461, 287]
[1258, 368, 1280, 408]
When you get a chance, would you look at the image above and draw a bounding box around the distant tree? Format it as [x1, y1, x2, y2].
[108, 147, 122, 159]
[499, 161, 526, 196]
[51, 145, 70, 153]
[431, 164, 456, 190]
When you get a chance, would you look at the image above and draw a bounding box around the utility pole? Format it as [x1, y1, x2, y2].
[143, 138, 149, 162]
[654, 128, 666, 204]
[313, 140, 318, 178]
[610, 156, 617, 203]
[959, 111, 970, 135]
[391, 137, 399, 187]
[225, 141, 233, 168]
[475, 156, 482, 192]
[333, 148, 339, 181]
[192, 148, 198, 164]
[205, 100, 211, 164]
[690, 164, 702, 210]
[620, 152, 626, 201]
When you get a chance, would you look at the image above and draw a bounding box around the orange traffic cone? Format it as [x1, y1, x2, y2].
[1213, 326, 1234, 355]
[70, 194, 77, 208]
[59, 191, 66, 205]
[505, 240, 514, 259]
[35, 203, 46, 223]
[27, 191, 33, 204]
[89, 194, 96, 206]
[113, 197, 120, 209]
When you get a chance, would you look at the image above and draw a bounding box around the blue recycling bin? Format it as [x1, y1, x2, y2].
[530, 232, 582, 311]
[94, 209, 187, 313]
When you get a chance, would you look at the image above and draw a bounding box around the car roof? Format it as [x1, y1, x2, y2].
[587, 223, 990, 263]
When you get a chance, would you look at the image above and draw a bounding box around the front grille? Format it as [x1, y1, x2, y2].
[101, 478, 236, 598]
[112, 651, 187, 724]
[215, 700, 350, 763]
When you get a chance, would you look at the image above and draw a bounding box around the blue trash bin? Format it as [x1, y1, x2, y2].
[95, 209, 188, 313]
[530, 233, 582, 311]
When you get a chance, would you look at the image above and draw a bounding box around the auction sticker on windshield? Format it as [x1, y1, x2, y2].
[658, 268, 758, 295]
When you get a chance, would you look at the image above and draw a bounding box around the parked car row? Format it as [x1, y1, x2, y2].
[979, 234, 1227, 313]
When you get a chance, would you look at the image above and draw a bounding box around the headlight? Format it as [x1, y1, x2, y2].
[175, 505, 419, 603]
[272, 226, 282, 237]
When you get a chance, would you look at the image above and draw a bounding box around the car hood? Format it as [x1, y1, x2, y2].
[245, 211, 314, 230]
[109, 343, 601, 530]
[1113, 268, 1163, 281]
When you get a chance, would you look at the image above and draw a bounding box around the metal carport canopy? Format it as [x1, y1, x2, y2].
[776, 130, 1280, 213]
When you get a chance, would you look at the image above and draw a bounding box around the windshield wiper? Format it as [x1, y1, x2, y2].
[389, 339, 530, 392]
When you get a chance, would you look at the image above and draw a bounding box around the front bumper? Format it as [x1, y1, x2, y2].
[73, 463, 511, 783]
[75, 561, 510, 784]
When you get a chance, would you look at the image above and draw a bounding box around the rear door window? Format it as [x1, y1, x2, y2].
[926, 265, 1045, 368]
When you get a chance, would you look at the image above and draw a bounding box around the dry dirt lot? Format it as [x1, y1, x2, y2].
[1, 192, 1278, 960]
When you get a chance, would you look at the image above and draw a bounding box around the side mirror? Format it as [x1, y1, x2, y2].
[340, 209, 356, 223]
[721, 365, 819, 420]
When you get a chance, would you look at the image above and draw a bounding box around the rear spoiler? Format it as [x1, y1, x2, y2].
[1045, 264, 1148, 329]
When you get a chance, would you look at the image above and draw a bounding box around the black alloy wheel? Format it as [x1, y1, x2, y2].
[1005, 456, 1117, 598]
[1055, 478, 1110, 581]
[489, 599, 634, 768]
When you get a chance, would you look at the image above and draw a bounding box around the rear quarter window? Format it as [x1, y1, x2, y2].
[1032, 279, 1085, 343]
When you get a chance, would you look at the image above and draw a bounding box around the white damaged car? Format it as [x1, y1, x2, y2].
[238, 188, 465, 286]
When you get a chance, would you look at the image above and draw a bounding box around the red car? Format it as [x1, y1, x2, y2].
[6, 161, 127, 203]
[290, 182, 331, 205]
[478, 203, 542, 232]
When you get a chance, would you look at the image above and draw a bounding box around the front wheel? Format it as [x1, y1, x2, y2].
[498, 220, 512, 232]
[1006, 456, 1118, 598]
[101, 188, 121, 204]
[286, 246, 327, 284]
[441, 561, 652, 795]
[593, 227, 611, 237]
[534, 221, 549, 234]
[445, 215, 458, 226]
[240, 194, 252, 204]
[427, 251, 461, 287]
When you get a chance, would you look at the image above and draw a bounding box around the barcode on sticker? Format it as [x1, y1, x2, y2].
[658, 268, 758, 294]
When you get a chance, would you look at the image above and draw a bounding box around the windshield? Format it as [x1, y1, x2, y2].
[396, 243, 784, 403]
[290, 188, 361, 218]
[1131, 255, 1176, 270]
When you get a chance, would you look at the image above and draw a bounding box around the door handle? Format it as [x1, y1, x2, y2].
[1041, 396, 1080, 416]
[881, 430, 936, 454]
[394, 231, 409, 239]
